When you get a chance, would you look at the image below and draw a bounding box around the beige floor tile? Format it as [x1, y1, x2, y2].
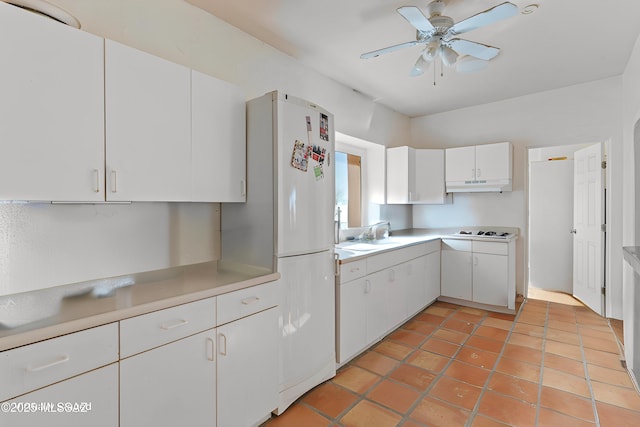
[353, 351, 400, 376]
[265, 403, 331, 427]
[539, 385, 596, 422]
[477, 390, 537, 427]
[428, 376, 482, 410]
[407, 349, 450, 373]
[545, 340, 584, 361]
[591, 381, 640, 411]
[373, 340, 414, 361]
[596, 401, 640, 427]
[587, 364, 636, 388]
[420, 337, 460, 358]
[542, 367, 591, 398]
[537, 408, 596, 427]
[495, 357, 541, 383]
[332, 366, 381, 394]
[487, 372, 539, 404]
[389, 364, 436, 392]
[302, 382, 359, 419]
[367, 379, 420, 414]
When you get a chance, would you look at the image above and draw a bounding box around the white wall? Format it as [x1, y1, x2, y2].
[409, 78, 624, 313]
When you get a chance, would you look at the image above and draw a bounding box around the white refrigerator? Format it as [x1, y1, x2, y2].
[222, 91, 336, 414]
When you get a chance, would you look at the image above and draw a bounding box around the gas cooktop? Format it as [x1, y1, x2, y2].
[453, 230, 513, 239]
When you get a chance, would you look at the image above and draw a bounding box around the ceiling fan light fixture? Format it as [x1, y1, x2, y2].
[410, 54, 429, 76]
[440, 45, 458, 67]
[423, 41, 439, 61]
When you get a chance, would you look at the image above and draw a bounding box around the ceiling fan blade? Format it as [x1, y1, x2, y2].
[360, 40, 419, 59]
[397, 6, 435, 33]
[448, 39, 500, 60]
[449, 2, 518, 35]
[456, 56, 489, 74]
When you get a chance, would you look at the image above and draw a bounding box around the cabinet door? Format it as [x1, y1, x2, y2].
[406, 256, 427, 316]
[0, 364, 118, 427]
[445, 146, 475, 182]
[0, 2, 104, 201]
[120, 329, 216, 427]
[441, 249, 472, 300]
[191, 70, 246, 202]
[366, 267, 406, 342]
[473, 253, 508, 306]
[337, 278, 368, 364]
[386, 146, 412, 204]
[424, 250, 441, 304]
[414, 149, 446, 204]
[217, 307, 278, 427]
[475, 142, 511, 181]
[105, 39, 191, 201]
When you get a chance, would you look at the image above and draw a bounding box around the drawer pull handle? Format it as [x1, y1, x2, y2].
[350, 267, 360, 273]
[241, 296, 260, 305]
[219, 333, 228, 356]
[206, 337, 215, 362]
[160, 319, 189, 330]
[27, 355, 70, 373]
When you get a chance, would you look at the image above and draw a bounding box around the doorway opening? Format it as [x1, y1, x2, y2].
[527, 142, 607, 317]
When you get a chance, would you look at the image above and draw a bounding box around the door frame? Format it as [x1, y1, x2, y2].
[524, 141, 612, 317]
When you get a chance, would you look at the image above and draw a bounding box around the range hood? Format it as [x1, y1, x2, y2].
[446, 178, 512, 193]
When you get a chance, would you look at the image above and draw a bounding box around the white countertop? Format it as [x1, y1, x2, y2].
[336, 228, 519, 263]
[0, 261, 279, 351]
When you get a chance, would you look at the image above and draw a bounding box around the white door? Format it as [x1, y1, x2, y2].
[473, 253, 508, 306]
[277, 99, 334, 256]
[445, 146, 476, 182]
[337, 278, 368, 364]
[278, 251, 335, 392]
[105, 39, 191, 201]
[0, 2, 105, 201]
[475, 142, 511, 181]
[120, 330, 217, 427]
[529, 160, 574, 293]
[191, 70, 246, 202]
[217, 307, 278, 427]
[572, 143, 604, 315]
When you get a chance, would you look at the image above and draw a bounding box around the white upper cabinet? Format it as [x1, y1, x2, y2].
[191, 70, 246, 202]
[445, 142, 512, 192]
[0, 2, 105, 201]
[105, 39, 192, 201]
[386, 146, 448, 204]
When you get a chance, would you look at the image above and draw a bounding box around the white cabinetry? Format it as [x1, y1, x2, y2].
[336, 240, 440, 365]
[191, 70, 246, 202]
[387, 147, 448, 204]
[216, 281, 279, 427]
[0, 323, 119, 427]
[119, 298, 217, 427]
[120, 281, 279, 427]
[120, 329, 217, 427]
[105, 39, 192, 201]
[1, 364, 119, 427]
[440, 238, 515, 310]
[0, 2, 105, 201]
[445, 142, 512, 192]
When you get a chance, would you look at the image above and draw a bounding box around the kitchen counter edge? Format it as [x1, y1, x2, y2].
[0, 261, 280, 352]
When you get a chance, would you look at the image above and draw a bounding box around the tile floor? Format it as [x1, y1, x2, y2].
[263, 294, 640, 426]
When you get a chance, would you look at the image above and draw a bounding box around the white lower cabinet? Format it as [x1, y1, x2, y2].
[119, 329, 217, 427]
[0, 364, 118, 427]
[0, 323, 118, 427]
[441, 238, 515, 310]
[217, 307, 278, 427]
[336, 241, 441, 365]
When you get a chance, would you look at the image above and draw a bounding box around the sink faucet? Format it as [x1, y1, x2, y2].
[368, 221, 391, 240]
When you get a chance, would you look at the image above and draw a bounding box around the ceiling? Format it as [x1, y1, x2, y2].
[186, 0, 640, 117]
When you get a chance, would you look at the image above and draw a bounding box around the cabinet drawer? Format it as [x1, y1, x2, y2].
[217, 280, 280, 325]
[472, 241, 508, 255]
[367, 244, 427, 274]
[120, 297, 216, 358]
[0, 323, 118, 401]
[442, 239, 472, 252]
[339, 259, 367, 283]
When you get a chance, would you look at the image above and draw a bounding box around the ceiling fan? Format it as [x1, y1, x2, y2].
[361, 1, 519, 77]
